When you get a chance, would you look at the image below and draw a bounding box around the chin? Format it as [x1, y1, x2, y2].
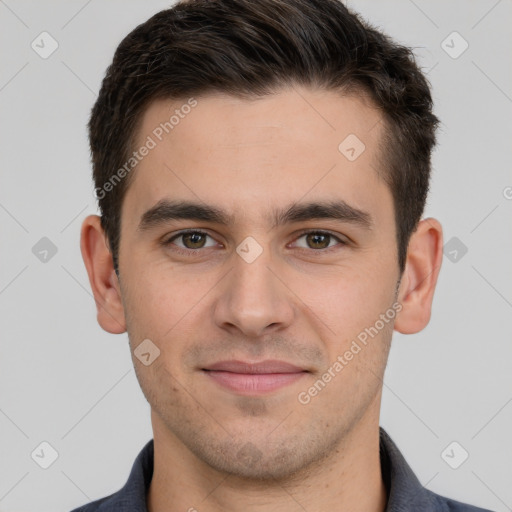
[186, 431, 336, 483]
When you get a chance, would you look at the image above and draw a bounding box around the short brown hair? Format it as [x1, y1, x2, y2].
[89, 0, 439, 274]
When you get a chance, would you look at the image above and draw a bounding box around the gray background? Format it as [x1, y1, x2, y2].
[0, 0, 511, 510]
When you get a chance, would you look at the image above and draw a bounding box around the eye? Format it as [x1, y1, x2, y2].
[290, 230, 347, 253]
[162, 230, 218, 254]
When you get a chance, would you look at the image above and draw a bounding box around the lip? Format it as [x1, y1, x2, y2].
[204, 359, 306, 373]
[202, 359, 308, 395]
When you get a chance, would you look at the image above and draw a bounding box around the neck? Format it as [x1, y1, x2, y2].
[147, 411, 387, 512]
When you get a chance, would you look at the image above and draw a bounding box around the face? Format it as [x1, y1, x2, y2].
[116, 87, 401, 480]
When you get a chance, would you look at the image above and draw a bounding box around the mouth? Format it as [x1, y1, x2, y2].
[201, 360, 309, 395]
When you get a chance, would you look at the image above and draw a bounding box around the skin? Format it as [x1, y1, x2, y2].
[81, 85, 443, 512]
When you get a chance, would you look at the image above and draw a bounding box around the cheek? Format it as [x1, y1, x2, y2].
[123, 263, 217, 345]
[293, 259, 397, 336]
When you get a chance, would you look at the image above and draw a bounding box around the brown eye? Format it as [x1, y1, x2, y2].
[163, 230, 217, 253]
[305, 232, 331, 249]
[181, 232, 207, 249]
[292, 231, 346, 252]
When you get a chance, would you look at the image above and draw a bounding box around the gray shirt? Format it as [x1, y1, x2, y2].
[70, 427, 494, 511]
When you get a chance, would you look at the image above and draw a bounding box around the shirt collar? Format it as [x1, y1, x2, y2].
[97, 427, 435, 511]
[379, 427, 438, 510]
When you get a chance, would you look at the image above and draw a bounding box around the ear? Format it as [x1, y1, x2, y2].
[394, 218, 443, 334]
[80, 214, 126, 334]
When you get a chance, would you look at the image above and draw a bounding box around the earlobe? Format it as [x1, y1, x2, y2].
[394, 218, 443, 335]
[80, 214, 127, 334]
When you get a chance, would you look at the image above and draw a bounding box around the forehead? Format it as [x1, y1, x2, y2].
[122, 86, 391, 230]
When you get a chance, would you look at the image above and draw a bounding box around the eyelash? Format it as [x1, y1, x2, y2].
[161, 229, 348, 257]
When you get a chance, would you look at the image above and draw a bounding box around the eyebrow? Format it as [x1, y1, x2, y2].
[138, 199, 373, 232]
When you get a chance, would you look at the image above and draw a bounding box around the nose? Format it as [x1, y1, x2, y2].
[212, 242, 295, 338]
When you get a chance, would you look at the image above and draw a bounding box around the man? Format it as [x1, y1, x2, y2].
[73, 0, 493, 510]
